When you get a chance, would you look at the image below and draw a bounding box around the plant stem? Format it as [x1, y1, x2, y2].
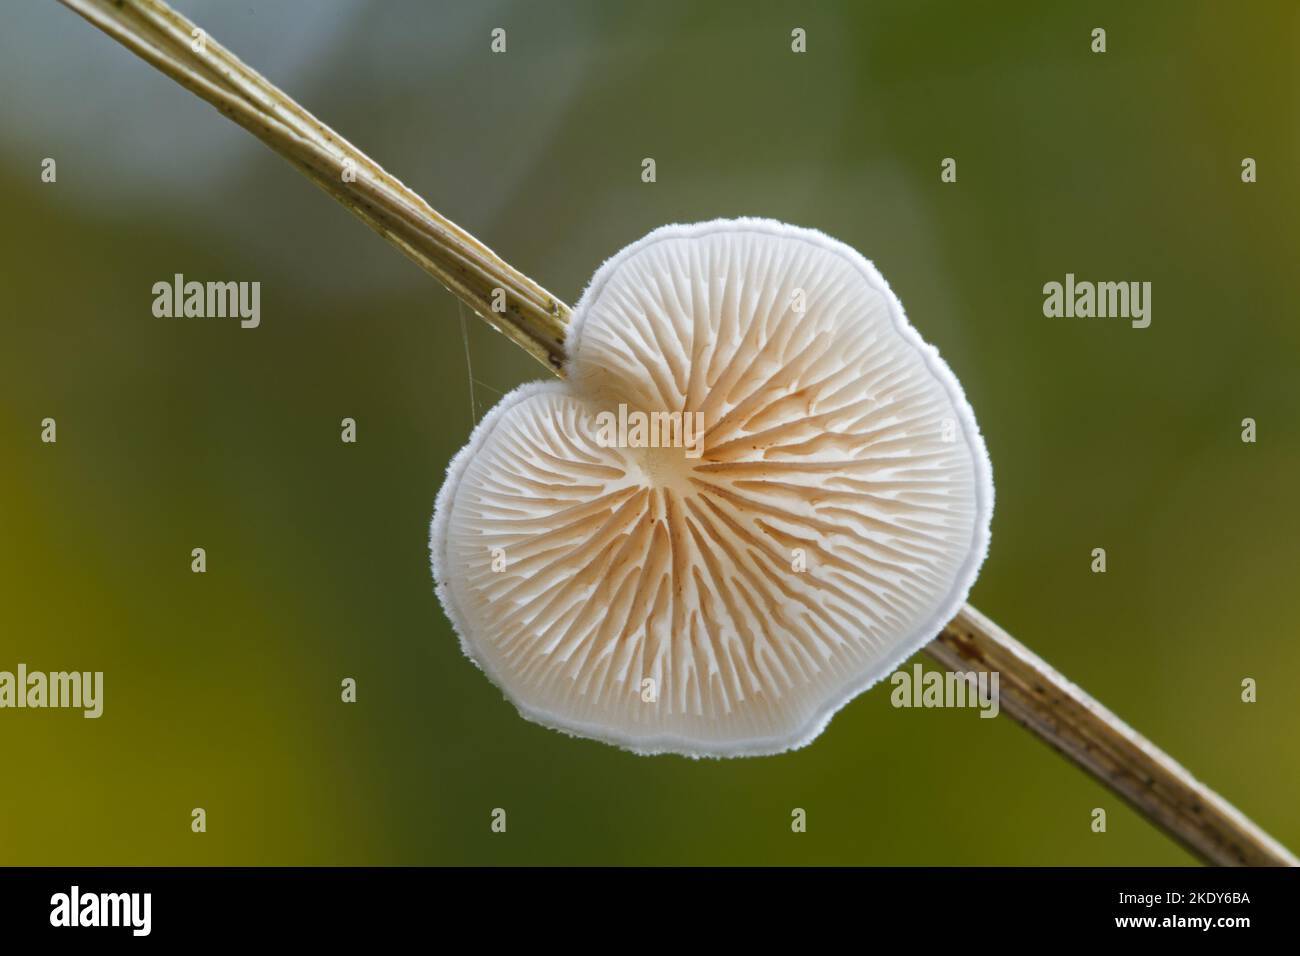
[58, 0, 568, 373]
[928, 606, 1296, 866]
[57, 0, 1297, 867]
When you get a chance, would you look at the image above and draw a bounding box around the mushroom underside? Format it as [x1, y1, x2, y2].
[432, 220, 992, 757]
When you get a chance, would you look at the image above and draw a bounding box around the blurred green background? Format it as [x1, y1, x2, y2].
[1, 0, 1297, 865]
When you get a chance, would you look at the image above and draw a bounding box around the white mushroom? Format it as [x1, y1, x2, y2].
[431, 218, 993, 757]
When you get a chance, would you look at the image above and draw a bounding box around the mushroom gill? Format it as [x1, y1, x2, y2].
[431, 219, 993, 756]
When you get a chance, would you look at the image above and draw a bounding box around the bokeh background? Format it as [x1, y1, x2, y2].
[1, 0, 1297, 865]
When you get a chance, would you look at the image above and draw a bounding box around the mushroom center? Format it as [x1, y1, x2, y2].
[632, 442, 701, 497]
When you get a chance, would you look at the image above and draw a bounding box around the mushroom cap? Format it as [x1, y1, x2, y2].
[431, 219, 993, 757]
